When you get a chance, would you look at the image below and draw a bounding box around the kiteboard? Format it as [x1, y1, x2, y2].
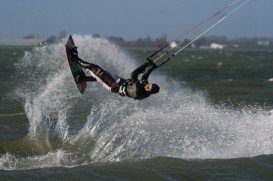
[65, 35, 87, 94]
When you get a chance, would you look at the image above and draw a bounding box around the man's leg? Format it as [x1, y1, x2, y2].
[77, 75, 97, 83]
[71, 48, 121, 92]
[76, 58, 120, 92]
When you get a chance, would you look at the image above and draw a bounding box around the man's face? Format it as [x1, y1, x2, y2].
[144, 83, 153, 92]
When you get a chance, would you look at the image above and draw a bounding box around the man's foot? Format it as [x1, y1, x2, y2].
[77, 61, 91, 69]
[71, 47, 78, 55]
[71, 47, 79, 63]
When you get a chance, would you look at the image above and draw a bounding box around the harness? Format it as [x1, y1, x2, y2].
[118, 79, 147, 97]
[118, 83, 127, 96]
[118, 80, 131, 96]
[118, 79, 135, 96]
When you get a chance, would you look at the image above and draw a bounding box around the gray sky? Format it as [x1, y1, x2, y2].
[0, 0, 272, 40]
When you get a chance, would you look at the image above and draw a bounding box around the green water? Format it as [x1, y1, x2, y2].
[1, 47, 273, 139]
[1, 45, 273, 180]
[2, 47, 273, 113]
[0, 47, 30, 141]
[130, 49, 273, 107]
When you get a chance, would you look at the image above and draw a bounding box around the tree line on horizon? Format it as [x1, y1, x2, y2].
[23, 31, 273, 50]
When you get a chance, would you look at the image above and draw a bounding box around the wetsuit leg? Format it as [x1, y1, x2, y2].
[77, 75, 97, 83]
[76, 58, 93, 69]
[76, 58, 121, 92]
[84, 76, 97, 82]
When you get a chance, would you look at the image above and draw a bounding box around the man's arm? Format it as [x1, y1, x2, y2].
[130, 62, 151, 82]
[141, 63, 157, 82]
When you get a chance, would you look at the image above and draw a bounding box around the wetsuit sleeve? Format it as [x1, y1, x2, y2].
[141, 64, 157, 82]
[130, 62, 151, 82]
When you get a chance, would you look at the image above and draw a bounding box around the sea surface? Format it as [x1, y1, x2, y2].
[1, 35, 273, 180]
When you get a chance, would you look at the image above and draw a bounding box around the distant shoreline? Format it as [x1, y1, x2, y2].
[1, 35, 272, 51]
[0, 39, 43, 46]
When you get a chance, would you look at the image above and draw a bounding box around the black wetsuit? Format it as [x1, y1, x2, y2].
[74, 53, 157, 99]
[121, 62, 156, 100]
[76, 70, 97, 83]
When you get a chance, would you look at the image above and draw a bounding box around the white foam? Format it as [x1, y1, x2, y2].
[2, 34, 272, 170]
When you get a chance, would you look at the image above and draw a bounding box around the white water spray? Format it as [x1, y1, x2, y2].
[1, 35, 273, 170]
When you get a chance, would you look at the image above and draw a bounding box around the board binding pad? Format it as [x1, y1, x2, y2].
[65, 35, 87, 94]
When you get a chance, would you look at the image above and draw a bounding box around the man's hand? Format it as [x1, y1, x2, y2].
[147, 57, 158, 68]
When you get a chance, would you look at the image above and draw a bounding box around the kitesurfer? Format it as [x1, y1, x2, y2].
[71, 47, 159, 100]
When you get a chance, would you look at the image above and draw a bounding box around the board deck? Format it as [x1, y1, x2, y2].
[65, 35, 87, 94]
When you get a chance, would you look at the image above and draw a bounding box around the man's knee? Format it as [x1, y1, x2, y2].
[88, 64, 104, 77]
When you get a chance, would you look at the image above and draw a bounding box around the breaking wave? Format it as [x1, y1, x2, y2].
[1, 35, 273, 170]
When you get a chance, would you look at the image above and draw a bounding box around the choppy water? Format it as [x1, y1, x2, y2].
[1, 35, 273, 180]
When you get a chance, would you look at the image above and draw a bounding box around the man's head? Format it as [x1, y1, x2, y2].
[145, 83, 160, 94]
